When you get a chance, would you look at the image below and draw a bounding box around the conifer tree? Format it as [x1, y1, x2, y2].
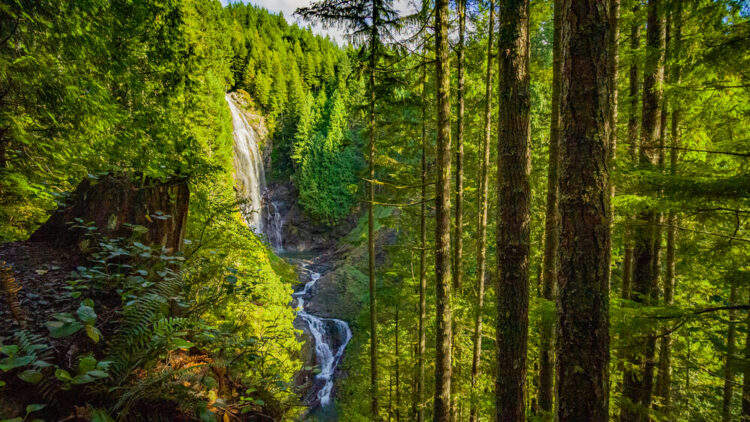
[495, 0, 531, 419]
[433, 0, 453, 419]
[296, 1, 400, 417]
[555, 0, 611, 420]
[470, 2, 494, 421]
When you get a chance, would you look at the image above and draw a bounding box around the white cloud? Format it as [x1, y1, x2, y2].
[220, 0, 413, 45]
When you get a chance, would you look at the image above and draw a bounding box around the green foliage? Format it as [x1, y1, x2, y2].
[225, 3, 362, 224]
[0, 0, 233, 241]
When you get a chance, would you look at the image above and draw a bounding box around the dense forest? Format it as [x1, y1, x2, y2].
[1, 0, 749, 421]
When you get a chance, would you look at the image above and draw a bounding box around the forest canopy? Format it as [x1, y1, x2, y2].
[1, 0, 750, 421]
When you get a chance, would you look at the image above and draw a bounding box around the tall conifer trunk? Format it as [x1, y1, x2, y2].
[451, 1, 466, 417]
[723, 286, 739, 422]
[368, 5, 379, 416]
[621, 0, 666, 420]
[469, 3, 493, 421]
[742, 288, 750, 422]
[655, 1, 682, 412]
[622, 3, 642, 300]
[433, 0, 453, 419]
[495, 0, 531, 419]
[418, 51, 428, 422]
[395, 304, 401, 422]
[608, 0, 620, 181]
[555, 0, 611, 420]
[453, 0, 465, 294]
[539, 0, 561, 413]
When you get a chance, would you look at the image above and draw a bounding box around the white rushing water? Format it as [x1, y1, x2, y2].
[227, 92, 352, 408]
[227, 94, 266, 233]
[264, 199, 285, 252]
[292, 269, 352, 407]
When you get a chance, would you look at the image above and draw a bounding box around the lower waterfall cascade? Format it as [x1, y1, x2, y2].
[293, 267, 353, 407]
[226, 92, 352, 412]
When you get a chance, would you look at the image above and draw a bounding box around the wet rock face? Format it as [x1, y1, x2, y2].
[289, 261, 352, 410]
[263, 181, 357, 253]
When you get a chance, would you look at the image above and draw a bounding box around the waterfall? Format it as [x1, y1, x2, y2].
[227, 93, 350, 409]
[293, 267, 353, 407]
[227, 93, 286, 250]
[264, 198, 285, 252]
[227, 94, 266, 234]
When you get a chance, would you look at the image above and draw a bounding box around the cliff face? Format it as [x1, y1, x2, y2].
[263, 180, 360, 253]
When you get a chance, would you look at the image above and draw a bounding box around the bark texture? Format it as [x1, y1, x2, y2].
[31, 173, 189, 253]
[433, 0, 453, 419]
[539, 0, 561, 413]
[621, 0, 665, 419]
[555, 0, 611, 420]
[495, 0, 531, 420]
[469, 3, 493, 421]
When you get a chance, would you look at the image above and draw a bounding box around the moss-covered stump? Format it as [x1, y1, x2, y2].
[30, 173, 189, 253]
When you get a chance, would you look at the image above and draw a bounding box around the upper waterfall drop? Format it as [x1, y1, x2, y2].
[226, 93, 285, 251]
[226, 93, 267, 234]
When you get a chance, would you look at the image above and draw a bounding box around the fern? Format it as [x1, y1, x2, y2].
[111, 362, 208, 418]
[10, 330, 57, 403]
[106, 276, 183, 383]
[1, 261, 25, 327]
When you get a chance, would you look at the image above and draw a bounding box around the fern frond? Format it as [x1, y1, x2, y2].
[1, 261, 25, 328]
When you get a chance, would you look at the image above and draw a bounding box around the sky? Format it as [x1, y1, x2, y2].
[219, 0, 413, 44]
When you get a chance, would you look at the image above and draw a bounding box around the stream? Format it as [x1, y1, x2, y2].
[292, 266, 352, 407]
[226, 93, 352, 413]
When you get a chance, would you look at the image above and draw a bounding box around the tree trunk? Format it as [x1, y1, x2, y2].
[555, 0, 611, 420]
[495, 0, 531, 420]
[451, 1, 466, 417]
[31, 173, 189, 253]
[433, 0, 453, 419]
[469, 3, 494, 421]
[453, 0, 465, 294]
[418, 50, 428, 422]
[626, 4, 641, 160]
[369, 15, 380, 418]
[621, 2, 641, 300]
[608, 0, 620, 158]
[655, 2, 682, 413]
[395, 304, 401, 422]
[621, 0, 665, 419]
[539, 0, 561, 414]
[741, 288, 750, 421]
[723, 285, 739, 422]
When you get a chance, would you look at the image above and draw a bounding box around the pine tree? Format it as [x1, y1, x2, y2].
[296, 1, 400, 417]
[621, 0, 666, 419]
[539, 0, 561, 413]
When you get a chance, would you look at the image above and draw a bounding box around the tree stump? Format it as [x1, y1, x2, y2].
[30, 173, 189, 253]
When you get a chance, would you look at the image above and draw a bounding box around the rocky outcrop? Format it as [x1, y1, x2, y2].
[264, 180, 358, 253]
